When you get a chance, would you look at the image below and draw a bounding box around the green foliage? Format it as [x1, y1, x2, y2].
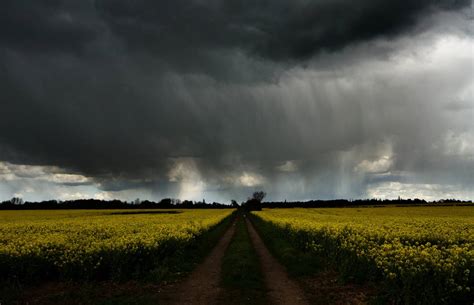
[221, 215, 267, 305]
[251, 215, 322, 277]
[251, 207, 474, 305]
[0, 209, 234, 284]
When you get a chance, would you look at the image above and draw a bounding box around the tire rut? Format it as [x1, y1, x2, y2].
[245, 217, 310, 305]
[158, 219, 237, 305]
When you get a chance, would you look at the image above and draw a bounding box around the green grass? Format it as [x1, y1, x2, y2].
[249, 214, 322, 278]
[220, 214, 268, 305]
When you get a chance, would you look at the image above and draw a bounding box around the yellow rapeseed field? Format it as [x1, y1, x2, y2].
[252, 206, 474, 305]
[0, 209, 233, 282]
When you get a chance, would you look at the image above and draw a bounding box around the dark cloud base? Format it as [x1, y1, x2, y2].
[0, 0, 472, 201]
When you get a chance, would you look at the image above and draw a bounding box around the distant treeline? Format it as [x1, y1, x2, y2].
[0, 197, 471, 210]
[0, 198, 231, 210]
[261, 198, 473, 208]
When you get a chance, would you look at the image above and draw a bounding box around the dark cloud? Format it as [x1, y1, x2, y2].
[94, 0, 470, 61]
[0, 0, 472, 201]
[1, 0, 469, 59]
[0, 0, 100, 53]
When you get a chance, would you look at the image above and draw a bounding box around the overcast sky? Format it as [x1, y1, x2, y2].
[0, 0, 473, 203]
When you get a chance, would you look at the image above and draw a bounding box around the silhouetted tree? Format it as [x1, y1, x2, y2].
[251, 191, 266, 202]
[243, 191, 266, 211]
[10, 197, 23, 205]
[181, 200, 194, 208]
[158, 198, 173, 208]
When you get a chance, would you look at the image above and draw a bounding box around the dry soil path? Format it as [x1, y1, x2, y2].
[245, 217, 310, 305]
[158, 219, 237, 305]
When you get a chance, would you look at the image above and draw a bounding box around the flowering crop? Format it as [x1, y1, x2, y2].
[0, 209, 233, 282]
[252, 206, 473, 305]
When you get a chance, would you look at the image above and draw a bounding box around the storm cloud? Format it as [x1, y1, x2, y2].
[0, 0, 472, 202]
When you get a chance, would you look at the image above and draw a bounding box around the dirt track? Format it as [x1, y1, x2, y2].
[159, 220, 237, 305]
[245, 217, 310, 305]
[161, 216, 310, 305]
